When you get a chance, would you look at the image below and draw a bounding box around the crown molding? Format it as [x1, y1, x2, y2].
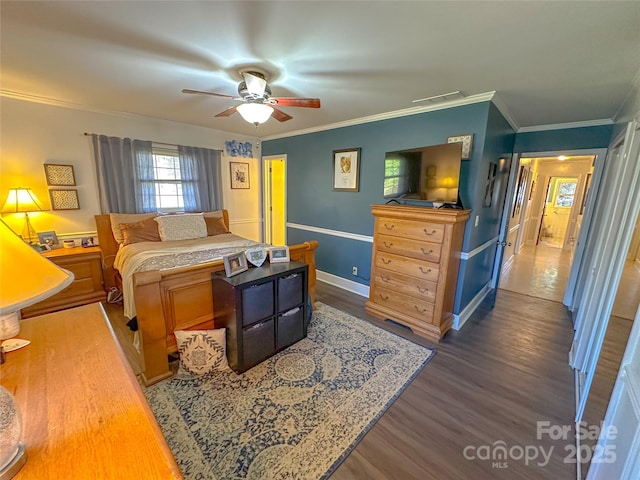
[489, 93, 520, 131]
[261, 92, 496, 141]
[517, 118, 614, 133]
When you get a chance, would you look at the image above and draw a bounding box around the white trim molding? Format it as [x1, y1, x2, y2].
[229, 217, 263, 225]
[453, 281, 492, 331]
[263, 92, 496, 141]
[517, 118, 613, 133]
[287, 222, 373, 243]
[460, 236, 499, 260]
[317, 270, 370, 298]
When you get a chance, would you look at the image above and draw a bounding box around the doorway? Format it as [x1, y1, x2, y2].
[498, 154, 595, 303]
[263, 155, 287, 246]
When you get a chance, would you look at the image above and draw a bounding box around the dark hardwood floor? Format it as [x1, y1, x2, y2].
[105, 282, 578, 479]
[317, 282, 576, 480]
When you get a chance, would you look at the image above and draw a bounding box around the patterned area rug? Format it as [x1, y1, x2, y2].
[144, 302, 435, 479]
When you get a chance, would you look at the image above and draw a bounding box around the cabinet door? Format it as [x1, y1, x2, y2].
[243, 318, 275, 368]
[277, 307, 305, 349]
[241, 281, 274, 325]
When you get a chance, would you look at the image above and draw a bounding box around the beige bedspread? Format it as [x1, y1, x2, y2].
[114, 233, 263, 318]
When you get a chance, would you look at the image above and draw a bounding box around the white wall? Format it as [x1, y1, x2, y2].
[0, 97, 262, 240]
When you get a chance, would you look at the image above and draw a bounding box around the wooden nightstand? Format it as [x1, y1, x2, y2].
[21, 246, 107, 318]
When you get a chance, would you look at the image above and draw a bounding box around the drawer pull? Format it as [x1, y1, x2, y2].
[421, 248, 434, 255]
[383, 223, 395, 230]
[379, 294, 389, 301]
[417, 286, 429, 294]
[383, 241, 394, 248]
[380, 275, 390, 283]
[419, 267, 432, 274]
[246, 321, 267, 332]
[381, 258, 392, 265]
[282, 273, 299, 280]
[282, 307, 301, 316]
[424, 228, 437, 236]
[414, 305, 428, 314]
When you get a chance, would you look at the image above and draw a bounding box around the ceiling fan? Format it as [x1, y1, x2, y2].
[182, 71, 321, 125]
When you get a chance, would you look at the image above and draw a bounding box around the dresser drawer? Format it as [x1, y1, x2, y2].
[60, 260, 94, 280]
[377, 234, 442, 263]
[375, 251, 439, 282]
[376, 218, 444, 243]
[371, 286, 434, 323]
[374, 268, 437, 303]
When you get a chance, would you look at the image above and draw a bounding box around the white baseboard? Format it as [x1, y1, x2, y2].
[453, 281, 492, 331]
[317, 270, 370, 298]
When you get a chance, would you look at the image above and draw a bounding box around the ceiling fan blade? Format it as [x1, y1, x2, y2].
[243, 72, 267, 96]
[271, 107, 293, 122]
[182, 88, 239, 99]
[214, 106, 238, 117]
[270, 97, 321, 108]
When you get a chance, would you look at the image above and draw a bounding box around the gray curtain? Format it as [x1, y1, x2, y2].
[178, 145, 223, 212]
[92, 135, 155, 213]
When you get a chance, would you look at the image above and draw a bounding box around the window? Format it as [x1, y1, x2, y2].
[553, 179, 578, 207]
[152, 148, 184, 211]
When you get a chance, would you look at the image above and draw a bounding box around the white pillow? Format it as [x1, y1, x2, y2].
[109, 213, 157, 244]
[175, 329, 228, 375]
[154, 213, 207, 241]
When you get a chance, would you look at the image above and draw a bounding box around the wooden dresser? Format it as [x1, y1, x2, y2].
[365, 205, 470, 341]
[1, 303, 183, 479]
[21, 246, 106, 318]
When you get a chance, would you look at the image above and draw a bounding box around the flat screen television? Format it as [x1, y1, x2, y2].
[383, 142, 463, 207]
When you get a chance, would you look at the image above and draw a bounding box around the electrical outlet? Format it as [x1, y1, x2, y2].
[352, 266, 358, 276]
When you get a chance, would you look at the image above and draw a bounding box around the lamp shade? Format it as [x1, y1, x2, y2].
[236, 103, 274, 125]
[1, 188, 44, 214]
[0, 219, 73, 315]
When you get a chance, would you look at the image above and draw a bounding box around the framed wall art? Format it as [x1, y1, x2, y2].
[49, 189, 80, 210]
[447, 134, 473, 160]
[332, 148, 360, 192]
[230, 162, 250, 189]
[44, 164, 76, 186]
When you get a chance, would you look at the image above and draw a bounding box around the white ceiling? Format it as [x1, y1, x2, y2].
[1, 1, 639, 138]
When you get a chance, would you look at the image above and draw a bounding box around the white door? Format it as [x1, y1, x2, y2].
[587, 303, 640, 479]
[572, 119, 640, 421]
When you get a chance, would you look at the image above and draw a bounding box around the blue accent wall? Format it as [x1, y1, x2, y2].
[454, 102, 515, 311]
[263, 101, 518, 314]
[513, 124, 614, 153]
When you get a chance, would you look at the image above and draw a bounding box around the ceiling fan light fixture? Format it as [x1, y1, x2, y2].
[236, 103, 274, 125]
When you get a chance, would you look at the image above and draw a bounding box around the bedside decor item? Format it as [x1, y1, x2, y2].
[269, 245, 290, 263]
[0, 218, 74, 478]
[37, 231, 59, 249]
[447, 134, 473, 160]
[144, 303, 435, 480]
[43, 164, 76, 186]
[222, 252, 248, 277]
[81, 237, 95, 248]
[1, 187, 45, 244]
[332, 148, 360, 192]
[229, 162, 250, 189]
[63, 240, 75, 249]
[245, 247, 267, 267]
[49, 189, 80, 210]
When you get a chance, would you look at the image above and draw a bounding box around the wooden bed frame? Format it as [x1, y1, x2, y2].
[95, 211, 318, 386]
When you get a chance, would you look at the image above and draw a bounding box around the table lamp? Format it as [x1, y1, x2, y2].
[0, 218, 74, 479]
[1, 188, 45, 244]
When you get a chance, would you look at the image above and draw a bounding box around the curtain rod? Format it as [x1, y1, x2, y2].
[83, 132, 176, 148]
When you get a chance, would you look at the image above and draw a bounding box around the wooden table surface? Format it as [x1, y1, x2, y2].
[0, 303, 182, 479]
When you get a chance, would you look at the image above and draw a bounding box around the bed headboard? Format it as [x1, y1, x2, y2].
[94, 209, 231, 289]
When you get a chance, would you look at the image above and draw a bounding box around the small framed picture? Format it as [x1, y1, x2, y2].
[230, 162, 250, 189]
[44, 163, 76, 186]
[81, 236, 95, 248]
[332, 148, 360, 192]
[49, 189, 80, 210]
[31, 244, 51, 253]
[37, 231, 60, 249]
[223, 252, 249, 277]
[269, 246, 290, 263]
[245, 247, 267, 267]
